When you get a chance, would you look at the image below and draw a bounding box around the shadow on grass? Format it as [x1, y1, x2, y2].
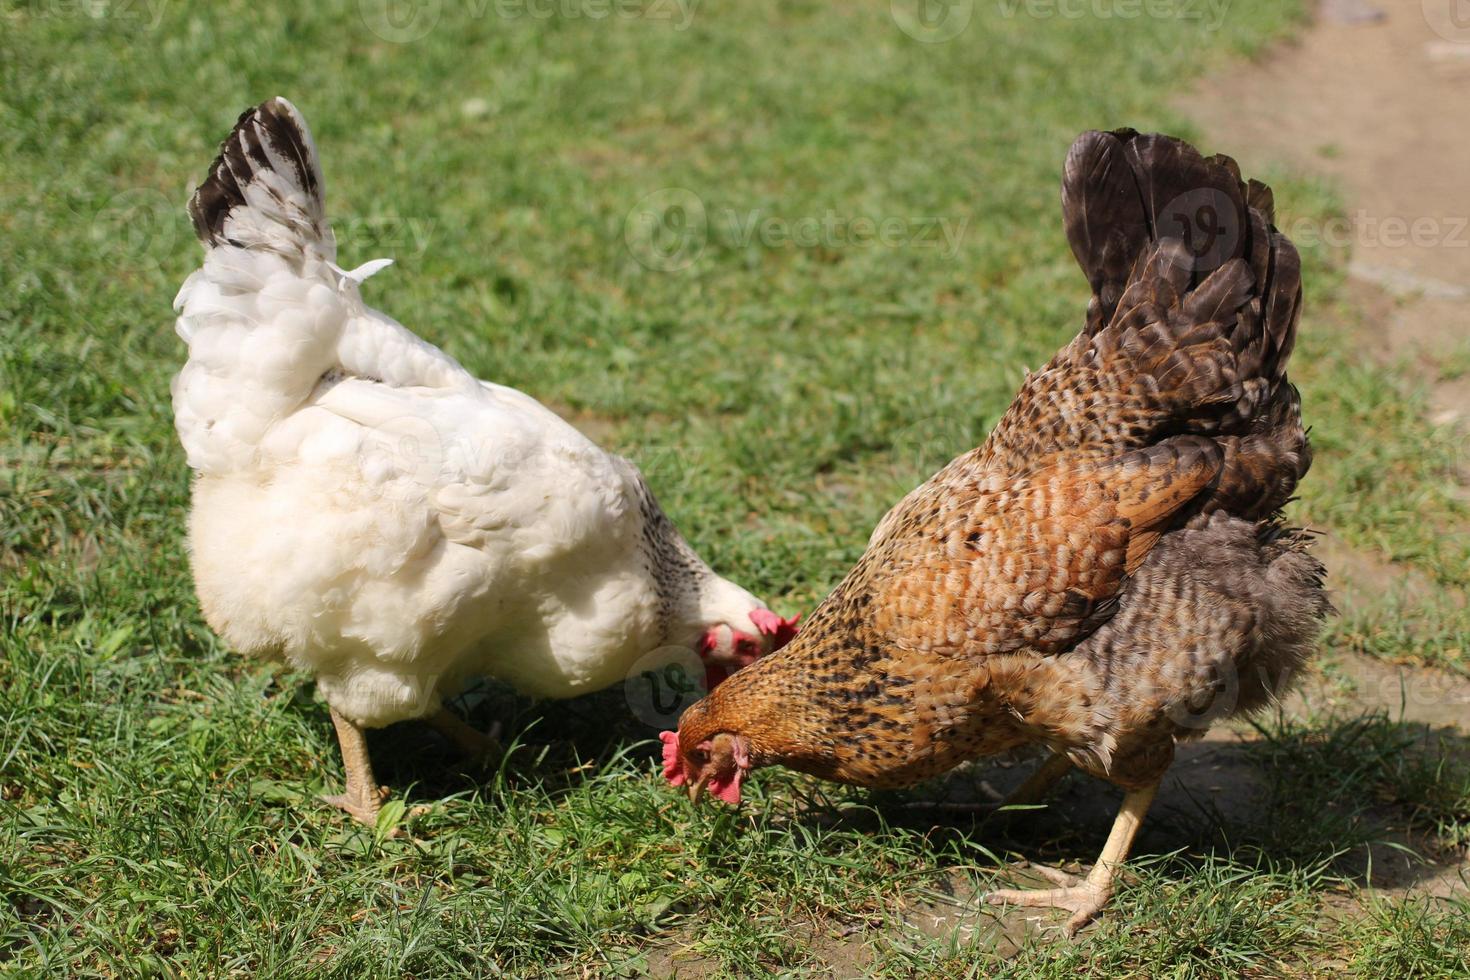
[291, 675, 1469, 895]
[330, 681, 670, 806]
[841, 712, 1470, 895]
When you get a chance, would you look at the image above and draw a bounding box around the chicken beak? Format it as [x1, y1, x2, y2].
[688, 774, 709, 804]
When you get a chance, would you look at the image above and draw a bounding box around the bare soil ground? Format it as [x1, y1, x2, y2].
[1181, 0, 1470, 862]
[1174, 0, 1470, 745]
[1182, 0, 1470, 427]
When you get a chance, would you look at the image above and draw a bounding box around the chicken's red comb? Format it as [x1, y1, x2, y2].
[659, 730, 685, 786]
[750, 609, 800, 648]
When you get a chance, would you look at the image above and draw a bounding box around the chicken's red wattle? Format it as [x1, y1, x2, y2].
[659, 730, 685, 786]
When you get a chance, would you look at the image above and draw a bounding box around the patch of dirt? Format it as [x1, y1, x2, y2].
[1291, 646, 1470, 731]
[1178, 0, 1470, 909]
[1178, 0, 1470, 428]
[1177, 0, 1470, 662]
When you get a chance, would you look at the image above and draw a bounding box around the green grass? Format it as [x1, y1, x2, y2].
[1243, 712, 1470, 865]
[3, 0, 1469, 975]
[1436, 339, 1470, 383]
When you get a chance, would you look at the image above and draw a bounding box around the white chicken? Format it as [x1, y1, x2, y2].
[172, 98, 797, 824]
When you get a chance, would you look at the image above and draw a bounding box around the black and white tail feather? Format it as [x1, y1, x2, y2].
[189, 98, 329, 256]
[172, 98, 465, 475]
[186, 97, 393, 285]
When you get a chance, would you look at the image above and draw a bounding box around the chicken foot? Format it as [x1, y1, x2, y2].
[321, 706, 390, 827]
[320, 705, 501, 829]
[985, 780, 1158, 937]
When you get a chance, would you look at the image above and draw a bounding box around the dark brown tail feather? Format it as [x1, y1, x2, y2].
[1062, 129, 1301, 386]
[1061, 128, 1309, 517]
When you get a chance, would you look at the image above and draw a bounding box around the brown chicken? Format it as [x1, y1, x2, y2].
[662, 129, 1332, 935]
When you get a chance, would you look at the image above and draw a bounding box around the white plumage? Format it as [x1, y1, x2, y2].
[174, 98, 794, 822]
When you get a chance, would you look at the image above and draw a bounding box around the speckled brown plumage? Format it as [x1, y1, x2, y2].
[671, 130, 1331, 930]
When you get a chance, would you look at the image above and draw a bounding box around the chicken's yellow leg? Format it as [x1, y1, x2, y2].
[321, 707, 389, 826]
[985, 780, 1158, 937]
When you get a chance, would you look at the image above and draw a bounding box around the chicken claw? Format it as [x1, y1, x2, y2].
[325, 706, 395, 831]
[320, 784, 391, 827]
[985, 782, 1157, 937]
[985, 869, 1111, 937]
